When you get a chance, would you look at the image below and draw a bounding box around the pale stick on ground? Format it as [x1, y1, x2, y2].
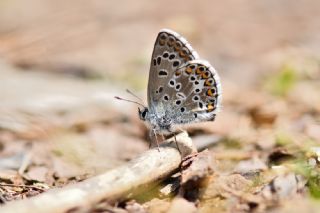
[0, 131, 196, 213]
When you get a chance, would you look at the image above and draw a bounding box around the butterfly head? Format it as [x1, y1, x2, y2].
[138, 107, 149, 121]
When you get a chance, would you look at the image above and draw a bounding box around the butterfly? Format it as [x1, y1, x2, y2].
[137, 29, 222, 146]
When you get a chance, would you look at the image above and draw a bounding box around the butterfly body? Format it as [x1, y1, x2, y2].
[139, 101, 183, 134]
[139, 106, 173, 134]
[139, 29, 222, 137]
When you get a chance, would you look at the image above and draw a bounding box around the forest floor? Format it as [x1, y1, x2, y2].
[0, 0, 320, 212]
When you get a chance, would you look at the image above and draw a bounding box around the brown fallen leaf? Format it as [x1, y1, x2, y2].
[180, 150, 213, 185]
[24, 166, 48, 183]
[199, 174, 263, 212]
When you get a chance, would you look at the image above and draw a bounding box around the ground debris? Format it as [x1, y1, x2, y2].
[0, 2, 320, 212]
[179, 150, 213, 201]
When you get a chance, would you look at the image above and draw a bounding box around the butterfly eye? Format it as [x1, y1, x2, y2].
[142, 110, 147, 118]
[139, 108, 148, 121]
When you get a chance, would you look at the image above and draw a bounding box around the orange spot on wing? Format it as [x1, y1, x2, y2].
[179, 50, 186, 57]
[186, 67, 193, 74]
[207, 103, 214, 112]
[206, 88, 216, 97]
[159, 40, 165, 46]
[196, 68, 203, 75]
[168, 38, 174, 47]
[174, 42, 182, 51]
[184, 56, 192, 61]
[201, 72, 209, 79]
[204, 79, 212, 86]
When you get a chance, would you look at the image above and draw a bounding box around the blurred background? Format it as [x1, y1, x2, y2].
[0, 0, 320, 210]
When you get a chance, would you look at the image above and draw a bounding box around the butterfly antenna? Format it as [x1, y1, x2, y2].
[126, 89, 146, 105]
[114, 96, 146, 108]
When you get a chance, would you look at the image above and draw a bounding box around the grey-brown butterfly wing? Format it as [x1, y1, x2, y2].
[147, 29, 199, 106]
[147, 29, 221, 129]
[167, 59, 222, 125]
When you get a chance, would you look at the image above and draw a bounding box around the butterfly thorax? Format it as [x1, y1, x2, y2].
[138, 106, 173, 134]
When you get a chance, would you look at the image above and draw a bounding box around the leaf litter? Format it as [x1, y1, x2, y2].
[0, 2, 320, 212]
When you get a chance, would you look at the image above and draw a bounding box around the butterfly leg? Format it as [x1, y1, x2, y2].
[177, 127, 184, 133]
[152, 129, 160, 152]
[170, 131, 181, 154]
[148, 130, 154, 148]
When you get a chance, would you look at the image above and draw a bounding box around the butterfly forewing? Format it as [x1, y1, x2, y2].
[147, 29, 199, 105]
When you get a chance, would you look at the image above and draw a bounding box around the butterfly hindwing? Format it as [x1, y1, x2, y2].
[165, 60, 221, 124]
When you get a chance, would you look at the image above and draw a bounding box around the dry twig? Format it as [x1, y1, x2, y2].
[0, 131, 196, 213]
